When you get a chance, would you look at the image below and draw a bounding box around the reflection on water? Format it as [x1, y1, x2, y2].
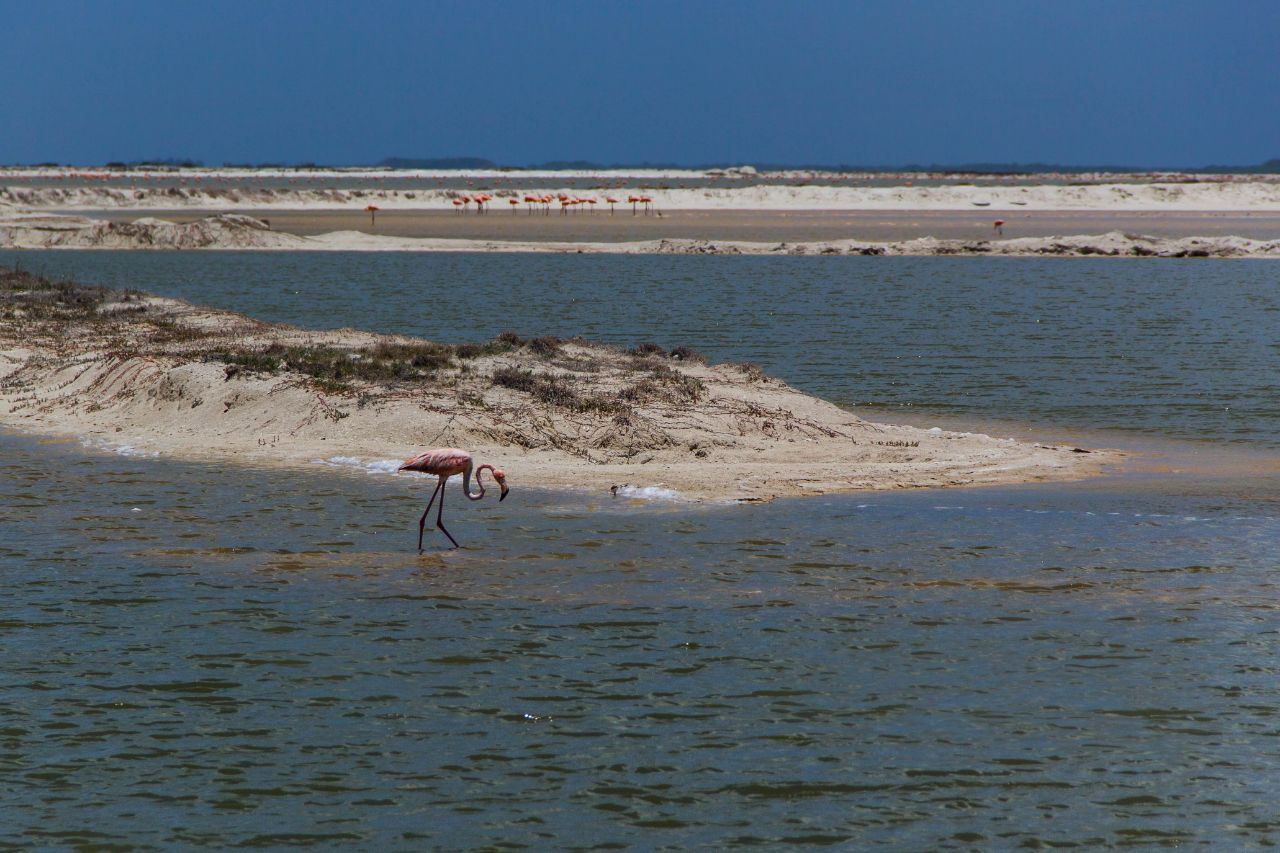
[5, 430, 1280, 848]
[5, 251, 1279, 448]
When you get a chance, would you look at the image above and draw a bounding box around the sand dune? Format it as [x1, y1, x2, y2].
[0, 212, 307, 249]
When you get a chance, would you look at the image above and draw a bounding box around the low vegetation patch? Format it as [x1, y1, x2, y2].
[496, 330, 525, 346]
[213, 341, 455, 388]
[630, 341, 707, 364]
[619, 364, 705, 405]
[454, 340, 515, 359]
[208, 329, 553, 389]
[142, 317, 216, 346]
[631, 341, 665, 357]
[528, 335, 562, 357]
[364, 341, 454, 371]
[491, 366, 626, 414]
[669, 345, 706, 363]
[1, 267, 115, 323]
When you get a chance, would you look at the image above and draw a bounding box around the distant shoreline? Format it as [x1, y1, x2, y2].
[4, 164, 1279, 179]
[6, 171, 1280, 256]
[6, 178, 1280, 213]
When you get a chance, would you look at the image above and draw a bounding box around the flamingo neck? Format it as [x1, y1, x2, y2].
[462, 460, 486, 501]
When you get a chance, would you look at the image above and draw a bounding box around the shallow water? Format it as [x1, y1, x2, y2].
[5, 431, 1280, 849]
[4, 252, 1280, 848]
[5, 251, 1278, 447]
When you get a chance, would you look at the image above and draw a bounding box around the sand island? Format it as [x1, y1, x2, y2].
[0, 266, 1112, 501]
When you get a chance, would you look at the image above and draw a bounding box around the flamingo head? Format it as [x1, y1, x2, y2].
[492, 468, 509, 501]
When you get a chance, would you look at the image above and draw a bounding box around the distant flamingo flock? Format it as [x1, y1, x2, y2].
[1, 169, 670, 217]
[450, 192, 654, 215]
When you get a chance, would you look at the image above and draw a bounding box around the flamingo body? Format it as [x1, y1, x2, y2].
[400, 447, 474, 478]
[398, 448, 508, 551]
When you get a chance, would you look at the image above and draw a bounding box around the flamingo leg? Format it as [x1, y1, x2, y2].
[436, 478, 460, 548]
[417, 477, 443, 552]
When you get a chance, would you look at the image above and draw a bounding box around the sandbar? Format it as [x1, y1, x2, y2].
[67, 208, 1280, 244]
[0, 267, 1115, 502]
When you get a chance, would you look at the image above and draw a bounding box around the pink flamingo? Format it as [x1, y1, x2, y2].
[993, 219, 1005, 235]
[398, 448, 509, 550]
[509, 197, 519, 214]
[366, 203, 379, 225]
[606, 196, 618, 214]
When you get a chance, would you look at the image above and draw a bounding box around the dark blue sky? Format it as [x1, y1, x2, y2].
[5, 0, 1277, 167]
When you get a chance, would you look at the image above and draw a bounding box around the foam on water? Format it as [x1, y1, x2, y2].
[80, 436, 159, 458]
[315, 455, 413, 475]
[613, 484, 688, 502]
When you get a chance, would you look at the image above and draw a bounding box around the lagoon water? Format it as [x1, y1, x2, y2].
[4, 251, 1280, 848]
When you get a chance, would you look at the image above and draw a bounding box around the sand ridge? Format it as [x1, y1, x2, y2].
[3, 212, 1279, 257]
[0, 212, 308, 249]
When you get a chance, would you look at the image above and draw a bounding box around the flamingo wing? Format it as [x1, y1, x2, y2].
[399, 447, 471, 475]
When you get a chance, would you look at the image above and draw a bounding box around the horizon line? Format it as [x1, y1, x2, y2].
[4, 156, 1279, 175]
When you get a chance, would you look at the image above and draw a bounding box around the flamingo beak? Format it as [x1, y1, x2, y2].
[499, 484, 509, 502]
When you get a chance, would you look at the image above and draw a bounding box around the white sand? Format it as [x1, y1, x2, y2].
[6, 179, 1280, 213]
